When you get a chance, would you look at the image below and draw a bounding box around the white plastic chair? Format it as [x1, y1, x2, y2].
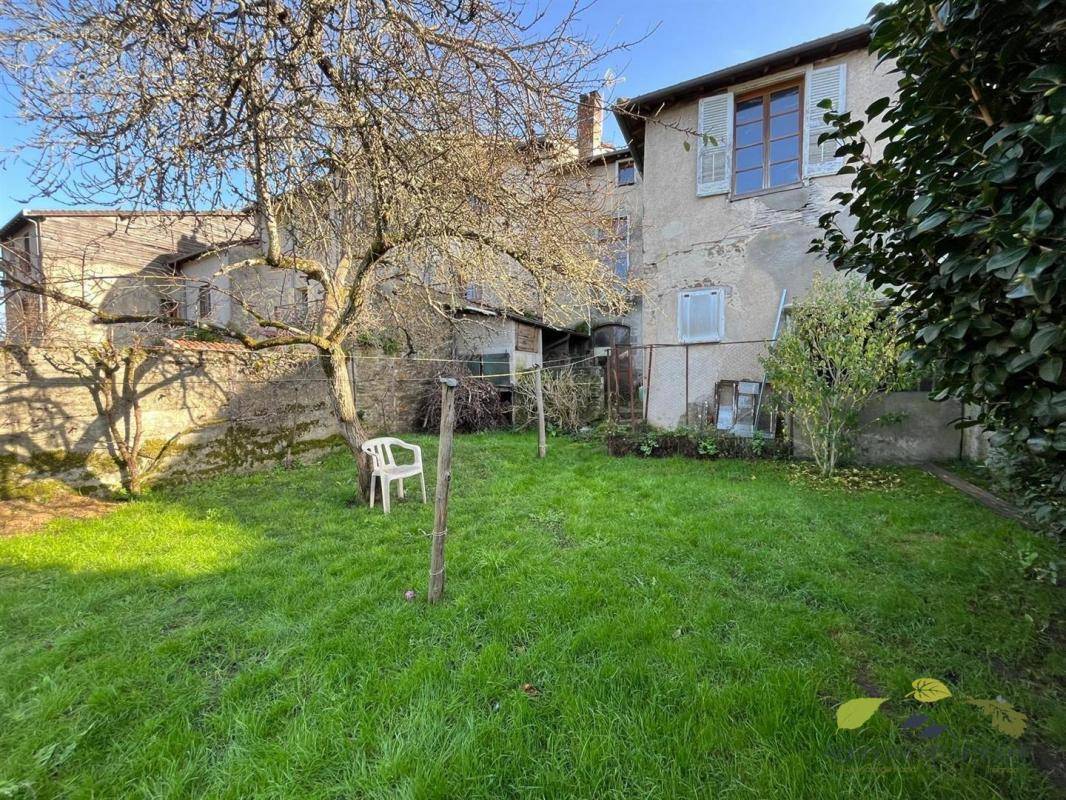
[360, 436, 427, 514]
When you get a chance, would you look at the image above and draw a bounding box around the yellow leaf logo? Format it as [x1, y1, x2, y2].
[967, 699, 1028, 738]
[837, 697, 888, 730]
[907, 678, 952, 703]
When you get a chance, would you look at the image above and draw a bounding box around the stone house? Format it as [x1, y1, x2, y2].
[577, 24, 968, 461]
[0, 26, 976, 464]
[0, 210, 252, 345]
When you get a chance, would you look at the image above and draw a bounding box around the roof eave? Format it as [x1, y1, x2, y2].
[615, 24, 871, 170]
[0, 210, 34, 241]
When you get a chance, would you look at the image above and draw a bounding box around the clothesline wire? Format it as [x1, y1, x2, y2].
[0, 353, 600, 389]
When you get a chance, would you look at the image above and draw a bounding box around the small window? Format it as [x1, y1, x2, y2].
[197, 284, 212, 318]
[159, 297, 180, 319]
[617, 158, 636, 186]
[733, 81, 803, 196]
[678, 288, 724, 343]
[295, 283, 309, 315]
[515, 322, 539, 353]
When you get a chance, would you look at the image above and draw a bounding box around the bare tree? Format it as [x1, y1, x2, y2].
[43, 340, 193, 495]
[0, 0, 631, 497]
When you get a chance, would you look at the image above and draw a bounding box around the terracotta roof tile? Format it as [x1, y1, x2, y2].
[164, 339, 246, 353]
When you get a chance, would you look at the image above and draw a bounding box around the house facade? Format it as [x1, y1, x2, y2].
[583, 25, 967, 460]
[0, 26, 974, 462]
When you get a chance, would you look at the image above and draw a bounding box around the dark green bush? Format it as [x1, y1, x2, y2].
[600, 424, 789, 461]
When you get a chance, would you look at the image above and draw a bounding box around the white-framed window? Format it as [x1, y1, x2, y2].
[677, 288, 725, 343]
[617, 158, 636, 186]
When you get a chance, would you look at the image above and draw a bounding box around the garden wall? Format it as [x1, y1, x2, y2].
[792, 392, 968, 464]
[0, 342, 441, 496]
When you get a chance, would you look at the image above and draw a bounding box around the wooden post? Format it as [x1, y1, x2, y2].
[684, 344, 690, 428]
[534, 366, 547, 458]
[605, 348, 614, 421]
[428, 377, 457, 604]
[643, 345, 654, 423]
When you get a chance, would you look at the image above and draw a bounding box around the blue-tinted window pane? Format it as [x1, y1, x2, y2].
[735, 169, 763, 194]
[770, 112, 799, 138]
[769, 160, 799, 186]
[735, 121, 762, 147]
[735, 97, 763, 124]
[770, 136, 799, 163]
[770, 87, 800, 114]
[735, 145, 763, 171]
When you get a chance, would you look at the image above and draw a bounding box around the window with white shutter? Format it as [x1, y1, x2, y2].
[805, 63, 847, 177]
[677, 288, 725, 343]
[696, 93, 733, 196]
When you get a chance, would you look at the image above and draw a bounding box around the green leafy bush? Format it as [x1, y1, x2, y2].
[761, 276, 912, 476]
[602, 425, 788, 461]
[813, 0, 1064, 521]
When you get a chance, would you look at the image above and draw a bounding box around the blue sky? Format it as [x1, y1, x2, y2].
[0, 0, 873, 224]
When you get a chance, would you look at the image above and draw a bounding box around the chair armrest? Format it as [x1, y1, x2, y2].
[400, 441, 422, 467]
[396, 441, 422, 466]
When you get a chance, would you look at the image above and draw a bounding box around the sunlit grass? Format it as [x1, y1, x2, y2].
[1, 433, 1062, 798]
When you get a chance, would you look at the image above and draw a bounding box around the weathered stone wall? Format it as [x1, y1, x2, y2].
[0, 342, 440, 496]
[799, 393, 966, 465]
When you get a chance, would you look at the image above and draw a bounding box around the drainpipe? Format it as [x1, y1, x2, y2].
[23, 213, 44, 343]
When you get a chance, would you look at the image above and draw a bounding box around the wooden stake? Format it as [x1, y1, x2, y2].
[428, 377, 457, 604]
[534, 365, 547, 458]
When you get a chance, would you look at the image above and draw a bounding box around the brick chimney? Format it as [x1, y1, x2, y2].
[576, 91, 603, 158]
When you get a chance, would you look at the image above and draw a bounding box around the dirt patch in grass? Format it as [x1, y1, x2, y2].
[0, 495, 118, 536]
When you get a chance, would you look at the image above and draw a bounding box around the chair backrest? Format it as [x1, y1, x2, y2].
[361, 436, 407, 470]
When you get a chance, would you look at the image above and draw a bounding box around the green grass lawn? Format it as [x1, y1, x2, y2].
[1, 433, 1063, 799]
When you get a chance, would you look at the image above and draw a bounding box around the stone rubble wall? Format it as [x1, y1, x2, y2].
[0, 343, 443, 496]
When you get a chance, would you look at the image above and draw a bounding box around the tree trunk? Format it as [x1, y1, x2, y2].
[320, 346, 373, 500]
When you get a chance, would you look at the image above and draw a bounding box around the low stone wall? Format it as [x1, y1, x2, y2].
[791, 393, 966, 465]
[0, 343, 440, 496]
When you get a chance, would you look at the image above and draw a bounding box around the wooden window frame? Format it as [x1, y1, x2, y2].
[616, 158, 636, 187]
[731, 78, 804, 199]
[197, 283, 212, 318]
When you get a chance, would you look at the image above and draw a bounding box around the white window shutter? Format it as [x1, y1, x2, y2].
[696, 93, 733, 196]
[678, 288, 724, 342]
[805, 63, 847, 177]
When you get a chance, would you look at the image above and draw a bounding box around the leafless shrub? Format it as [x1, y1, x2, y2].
[420, 371, 509, 433]
[42, 339, 195, 495]
[513, 366, 600, 433]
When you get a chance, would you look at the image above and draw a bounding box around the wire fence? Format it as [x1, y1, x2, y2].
[1, 341, 606, 466]
[604, 342, 781, 438]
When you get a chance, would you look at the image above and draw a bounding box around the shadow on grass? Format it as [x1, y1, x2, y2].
[0, 433, 1062, 799]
